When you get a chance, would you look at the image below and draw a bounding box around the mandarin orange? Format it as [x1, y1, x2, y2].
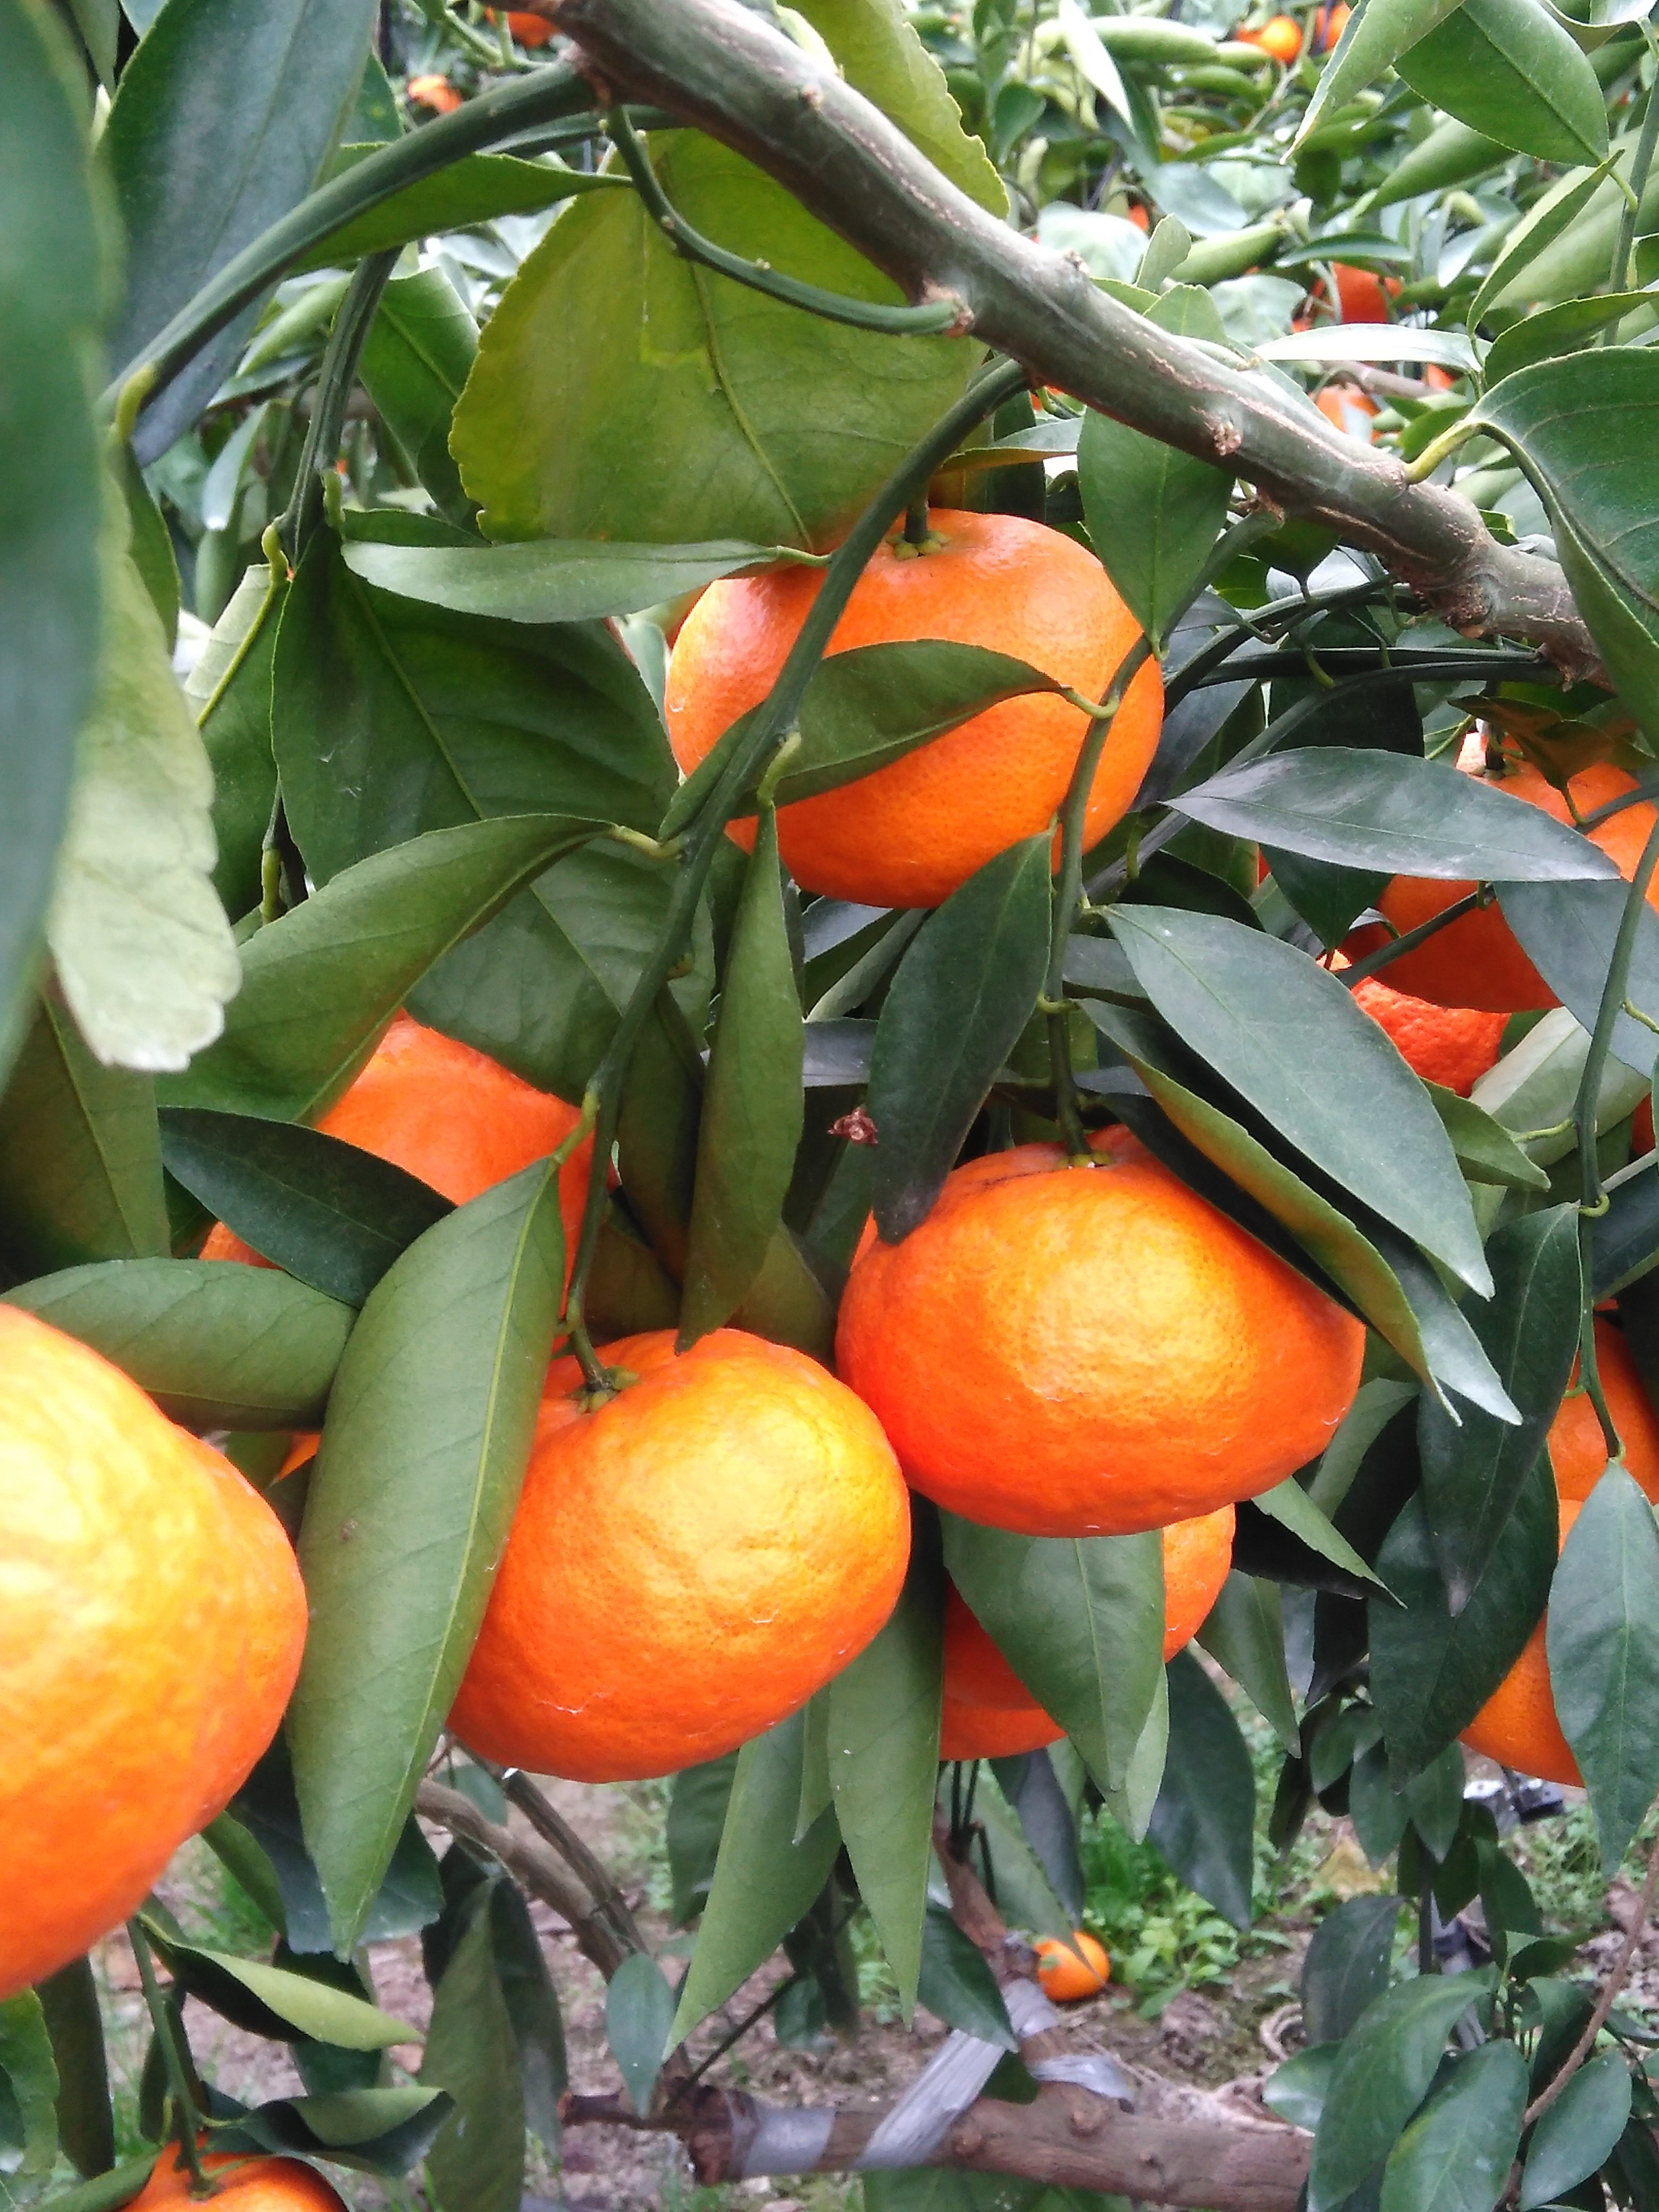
[837, 1134, 1363, 1537]
[663, 511, 1163, 910]
[1348, 971, 1506, 1096]
[1035, 1930, 1111, 1999]
[1238, 14, 1302, 59]
[1313, 1, 1351, 47]
[1461, 1501, 1579, 1783]
[130, 2149, 346, 2212]
[450, 1328, 910, 1780]
[0, 1308, 305, 1998]
[1549, 1320, 1659, 1504]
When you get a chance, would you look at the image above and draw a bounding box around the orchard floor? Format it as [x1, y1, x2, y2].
[92, 1764, 1657, 2212]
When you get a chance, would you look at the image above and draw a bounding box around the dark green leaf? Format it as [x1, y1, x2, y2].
[299, 146, 620, 271]
[1486, 296, 1652, 386]
[1301, 1897, 1403, 2046]
[199, 1813, 287, 1937]
[140, 1929, 416, 2049]
[605, 1956, 676, 2117]
[681, 810, 805, 1343]
[1501, 881, 1659, 1080]
[1197, 1572, 1301, 1753]
[488, 1879, 565, 2148]
[1265, 2044, 1340, 2133]
[1146, 1650, 1255, 1929]
[917, 1906, 1017, 2048]
[1379, 2041, 1527, 2212]
[1348, 1738, 1410, 1866]
[0, 0, 104, 1085]
[670, 1709, 842, 2040]
[972, 1771, 1074, 1941]
[185, 554, 285, 920]
[1105, 908, 1488, 1293]
[215, 2087, 454, 2176]
[32, 2156, 156, 2212]
[1594, 1159, 1659, 1300]
[420, 1908, 524, 2212]
[159, 1108, 453, 1306]
[357, 270, 480, 532]
[1427, 1086, 1549, 1193]
[1309, 1968, 1496, 2212]
[1467, 159, 1618, 331]
[869, 837, 1051, 1241]
[1548, 1465, 1659, 1870]
[1520, 2048, 1632, 2210]
[345, 538, 819, 626]
[35, 1960, 112, 2180]
[3, 1258, 353, 1428]
[988, 1747, 1087, 1923]
[1254, 1476, 1387, 1589]
[291, 1160, 568, 1949]
[941, 1515, 1164, 1795]
[0, 1993, 58, 2179]
[1295, 0, 1465, 147]
[1396, 0, 1609, 164]
[105, 0, 378, 458]
[666, 1757, 738, 1927]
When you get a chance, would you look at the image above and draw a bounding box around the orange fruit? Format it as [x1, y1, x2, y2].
[1238, 14, 1303, 60]
[1348, 971, 1506, 1096]
[1035, 1930, 1111, 1999]
[450, 1328, 910, 1780]
[130, 2149, 345, 2212]
[940, 1506, 1236, 1760]
[838, 1133, 1363, 1538]
[0, 1309, 305, 1998]
[1461, 1500, 1579, 1784]
[1633, 1094, 1654, 1155]
[663, 511, 1163, 910]
[407, 73, 462, 113]
[1549, 1320, 1659, 1504]
[202, 1016, 591, 1268]
[1316, 388, 1378, 441]
[1346, 748, 1659, 1011]
[485, 7, 555, 43]
[1313, 1, 1351, 47]
[1334, 264, 1399, 322]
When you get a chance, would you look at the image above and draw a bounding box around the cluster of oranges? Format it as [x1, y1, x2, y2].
[7, 507, 1656, 2020]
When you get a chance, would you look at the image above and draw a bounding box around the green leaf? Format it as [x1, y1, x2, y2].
[970, 1770, 1074, 1942]
[1467, 160, 1617, 332]
[3, 1258, 353, 1428]
[1370, 1455, 1557, 1781]
[161, 816, 611, 1124]
[605, 1956, 676, 2117]
[1179, 749, 1621, 882]
[1372, 115, 1512, 212]
[665, 1757, 738, 1926]
[990, 1747, 1086, 1922]
[1266, 2045, 1340, 2133]
[215, 2086, 454, 2176]
[419, 1907, 524, 2212]
[1146, 1650, 1255, 1929]
[298, 145, 621, 270]
[1396, 0, 1609, 164]
[1197, 1572, 1300, 1753]
[0, 1994, 58, 2179]
[1485, 295, 1652, 385]
[1309, 1968, 1497, 2212]
[1294, 0, 1467, 148]
[1301, 1897, 1403, 2046]
[487, 1878, 565, 2149]
[185, 554, 286, 921]
[1077, 289, 1234, 649]
[141, 1930, 417, 2049]
[681, 810, 805, 1343]
[158, 1108, 453, 1307]
[1593, 1158, 1659, 1300]
[1253, 1475, 1387, 1589]
[1105, 907, 1489, 1294]
[35, 1959, 112, 2180]
[357, 270, 480, 532]
[1520, 2048, 1633, 2210]
[1426, 1086, 1549, 1193]
[1419, 1205, 1580, 1611]
[104, 0, 378, 458]
[670, 1710, 841, 2040]
[941, 1515, 1164, 1795]
[47, 540, 239, 1073]
[868, 836, 1051, 1242]
[344, 538, 820, 625]
[291, 1160, 568, 1949]
[0, 0, 103, 1085]
[916, 1906, 1017, 2048]
[1548, 1465, 1659, 1870]
[827, 1535, 945, 2017]
[0, 992, 169, 1276]
[450, 131, 974, 551]
[1498, 881, 1659, 1077]
[1378, 2041, 1527, 2212]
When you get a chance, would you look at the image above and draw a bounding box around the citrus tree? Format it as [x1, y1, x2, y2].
[10, 0, 1659, 2207]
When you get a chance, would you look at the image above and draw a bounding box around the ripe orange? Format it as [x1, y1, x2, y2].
[1316, 388, 1378, 441]
[1035, 1931, 1111, 1999]
[1549, 1320, 1659, 1504]
[202, 1016, 591, 1268]
[837, 1133, 1363, 1537]
[663, 511, 1163, 910]
[450, 1328, 910, 1780]
[407, 73, 462, 113]
[130, 2148, 345, 2212]
[485, 7, 555, 43]
[0, 1309, 305, 1998]
[940, 1506, 1236, 1760]
[1334, 264, 1399, 322]
[1313, 1, 1351, 47]
[1238, 14, 1303, 60]
[1461, 1500, 1579, 1784]
[1347, 970, 1506, 1096]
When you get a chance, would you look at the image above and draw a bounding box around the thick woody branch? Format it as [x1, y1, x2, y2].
[414, 1779, 632, 1979]
[543, 0, 1596, 675]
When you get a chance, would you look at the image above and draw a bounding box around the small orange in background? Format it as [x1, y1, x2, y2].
[1313, 0, 1350, 47]
[1461, 1501, 1579, 1784]
[407, 73, 462, 113]
[485, 7, 555, 43]
[1334, 263, 1400, 323]
[665, 511, 1163, 910]
[1237, 14, 1303, 60]
[130, 2150, 345, 2212]
[1315, 387, 1379, 442]
[1549, 1320, 1659, 1504]
[1035, 1930, 1111, 2000]
[450, 1328, 910, 1781]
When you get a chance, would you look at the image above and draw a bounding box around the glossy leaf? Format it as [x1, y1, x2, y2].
[1486, 294, 1652, 385]
[1196, 1572, 1300, 1753]
[215, 2085, 454, 2176]
[1520, 2048, 1632, 2210]
[1301, 1897, 1402, 2046]
[941, 1514, 1164, 1795]
[1467, 160, 1616, 331]
[1396, 0, 1608, 164]
[104, 0, 378, 459]
[0, 0, 104, 1085]
[1179, 749, 1619, 881]
[989, 1747, 1087, 1923]
[1378, 2041, 1527, 2212]
[827, 1537, 945, 2016]
[1419, 1205, 1581, 1610]
[186, 554, 285, 920]
[605, 1956, 676, 2118]
[141, 1931, 416, 2049]
[160, 1109, 453, 1306]
[869, 837, 1051, 1241]
[420, 1906, 523, 2212]
[1309, 1968, 1496, 2212]
[665, 1757, 738, 1928]
[1548, 1465, 1659, 1870]
[487, 1878, 565, 2149]
[1427, 1086, 1549, 1193]
[291, 1160, 568, 1948]
[971, 1772, 1074, 1941]
[0, 1995, 58, 2179]
[916, 1907, 1016, 2048]
[681, 810, 804, 1343]
[1266, 2045, 1340, 2133]
[357, 270, 479, 532]
[1146, 1650, 1255, 1929]
[35, 1959, 112, 2180]
[1254, 1476, 1386, 1589]
[671, 1709, 841, 2040]
[299, 147, 620, 271]
[1594, 1158, 1659, 1300]
[3, 1258, 353, 1429]
[345, 538, 817, 626]
[1294, 0, 1466, 148]
[1370, 1455, 1557, 1781]
[1107, 908, 1488, 1293]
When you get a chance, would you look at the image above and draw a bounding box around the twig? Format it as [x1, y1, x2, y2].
[1524, 1825, 1659, 2125]
[413, 1779, 633, 1979]
[501, 1768, 646, 1957]
[127, 1923, 212, 2196]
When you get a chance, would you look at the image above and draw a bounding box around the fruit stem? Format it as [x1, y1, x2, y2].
[127, 1921, 215, 2197]
[903, 496, 931, 547]
[1330, 890, 1482, 990]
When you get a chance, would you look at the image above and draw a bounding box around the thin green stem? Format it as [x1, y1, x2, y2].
[128, 1922, 211, 2194]
[1609, 31, 1659, 306]
[1336, 892, 1482, 986]
[278, 248, 398, 563]
[559, 358, 1031, 1339]
[605, 106, 965, 336]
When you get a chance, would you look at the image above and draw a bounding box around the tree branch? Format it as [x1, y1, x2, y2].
[543, 0, 1596, 675]
[413, 1779, 633, 1979]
